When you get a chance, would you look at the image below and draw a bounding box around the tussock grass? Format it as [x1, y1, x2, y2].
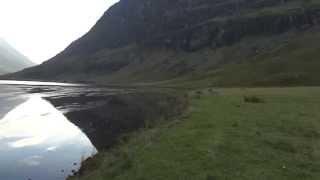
[244, 95, 265, 103]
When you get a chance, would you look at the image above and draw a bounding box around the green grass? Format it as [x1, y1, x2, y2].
[70, 87, 320, 180]
[150, 28, 320, 89]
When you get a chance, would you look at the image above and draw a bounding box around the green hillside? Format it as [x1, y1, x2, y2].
[153, 28, 320, 88]
[4, 0, 320, 87]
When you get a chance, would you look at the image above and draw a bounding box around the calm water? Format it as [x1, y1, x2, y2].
[0, 80, 83, 86]
[0, 80, 97, 180]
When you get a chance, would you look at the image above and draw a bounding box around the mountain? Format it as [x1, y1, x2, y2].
[0, 39, 35, 75]
[5, 0, 320, 87]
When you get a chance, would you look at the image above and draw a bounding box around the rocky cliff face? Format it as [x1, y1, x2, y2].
[6, 0, 320, 86]
[57, 0, 320, 56]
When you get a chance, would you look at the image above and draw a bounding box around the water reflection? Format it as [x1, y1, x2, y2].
[0, 95, 97, 180]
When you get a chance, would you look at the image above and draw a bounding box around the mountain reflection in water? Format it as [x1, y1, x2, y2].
[0, 94, 97, 180]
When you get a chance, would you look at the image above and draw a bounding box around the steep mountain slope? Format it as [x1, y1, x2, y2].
[0, 39, 35, 75]
[6, 0, 320, 86]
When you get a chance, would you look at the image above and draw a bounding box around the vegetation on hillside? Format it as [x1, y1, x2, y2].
[4, 0, 320, 87]
[152, 28, 320, 88]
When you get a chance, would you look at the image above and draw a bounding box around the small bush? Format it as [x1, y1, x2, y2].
[243, 95, 265, 103]
[232, 122, 239, 127]
[206, 175, 217, 180]
[196, 90, 203, 95]
[194, 90, 203, 99]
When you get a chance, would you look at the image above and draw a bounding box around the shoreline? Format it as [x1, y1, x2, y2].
[21, 85, 189, 175]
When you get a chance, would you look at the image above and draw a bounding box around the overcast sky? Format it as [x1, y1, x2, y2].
[0, 0, 119, 64]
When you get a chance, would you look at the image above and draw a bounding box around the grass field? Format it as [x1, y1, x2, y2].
[70, 87, 320, 180]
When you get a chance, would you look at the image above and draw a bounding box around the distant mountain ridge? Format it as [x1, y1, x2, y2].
[0, 39, 35, 75]
[5, 0, 320, 87]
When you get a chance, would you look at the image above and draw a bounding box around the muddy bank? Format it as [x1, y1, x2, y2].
[51, 91, 188, 150]
[62, 91, 188, 179]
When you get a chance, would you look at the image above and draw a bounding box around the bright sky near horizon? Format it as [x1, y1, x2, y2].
[0, 0, 119, 64]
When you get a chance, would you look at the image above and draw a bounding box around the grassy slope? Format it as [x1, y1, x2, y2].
[208, 30, 320, 87]
[146, 28, 320, 88]
[76, 26, 320, 88]
[70, 87, 320, 180]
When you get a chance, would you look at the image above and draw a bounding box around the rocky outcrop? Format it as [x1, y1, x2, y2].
[58, 0, 320, 56]
[181, 7, 320, 51]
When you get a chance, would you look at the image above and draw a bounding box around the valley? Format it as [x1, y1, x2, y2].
[1, 0, 320, 179]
